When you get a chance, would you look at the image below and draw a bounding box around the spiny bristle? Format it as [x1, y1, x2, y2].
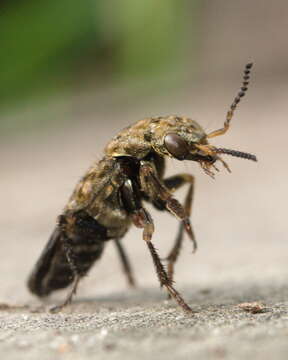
[214, 148, 257, 162]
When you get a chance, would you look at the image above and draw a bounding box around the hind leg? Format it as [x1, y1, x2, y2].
[49, 276, 81, 313]
[29, 211, 106, 312]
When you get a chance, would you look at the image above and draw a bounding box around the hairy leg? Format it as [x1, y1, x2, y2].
[139, 162, 196, 252]
[132, 206, 192, 313]
[120, 178, 193, 313]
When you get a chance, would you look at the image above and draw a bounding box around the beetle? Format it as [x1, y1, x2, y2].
[28, 63, 256, 313]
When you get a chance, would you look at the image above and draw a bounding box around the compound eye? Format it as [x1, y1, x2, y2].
[164, 133, 189, 160]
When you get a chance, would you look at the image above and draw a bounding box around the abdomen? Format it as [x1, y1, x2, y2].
[28, 211, 109, 297]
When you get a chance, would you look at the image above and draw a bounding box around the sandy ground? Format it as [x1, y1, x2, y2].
[0, 78, 287, 359]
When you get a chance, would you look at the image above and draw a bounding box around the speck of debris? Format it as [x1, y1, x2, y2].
[237, 302, 268, 314]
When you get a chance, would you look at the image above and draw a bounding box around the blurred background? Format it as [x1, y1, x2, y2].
[0, 0, 287, 304]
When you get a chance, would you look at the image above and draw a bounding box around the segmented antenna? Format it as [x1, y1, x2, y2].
[207, 62, 253, 139]
[226, 62, 253, 124]
[214, 148, 257, 162]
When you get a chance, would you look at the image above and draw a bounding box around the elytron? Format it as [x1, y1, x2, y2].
[28, 63, 256, 313]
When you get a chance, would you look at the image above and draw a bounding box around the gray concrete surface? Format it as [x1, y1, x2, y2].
[1, 77, 287, 359]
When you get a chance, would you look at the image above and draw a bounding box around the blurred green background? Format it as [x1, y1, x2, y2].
[0, 0, 200, 134]
[1, 0, 287, 136]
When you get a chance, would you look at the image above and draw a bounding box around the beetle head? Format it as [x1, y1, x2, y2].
[151, 63, 256, 177]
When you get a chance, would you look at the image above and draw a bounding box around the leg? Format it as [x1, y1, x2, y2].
[139, 163, 197, 253]
[120, 179, 193, 313]
[50, 276, 81, 313]
[114, 238, 136, 287]
[49, 234, 82, 313]
[162, 174, 195, 284]
[46, 211, 106, 312]
[147, 241, 192, 313]
[132, 206, 192, 313]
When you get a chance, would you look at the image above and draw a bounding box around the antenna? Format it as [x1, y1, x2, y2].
[207, 62, 253, 139]
[214, 147, 257, 162]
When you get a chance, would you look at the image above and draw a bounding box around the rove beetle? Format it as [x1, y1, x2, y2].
[28, 63, 256, 313]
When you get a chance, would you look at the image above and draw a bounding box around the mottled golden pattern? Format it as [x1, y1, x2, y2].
[105, 116, 207, 159]
[65, 157, 129, 238]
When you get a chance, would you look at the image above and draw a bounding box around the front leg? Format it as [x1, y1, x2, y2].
[120, 178, 193, 313]
[139, 162, 197, 253]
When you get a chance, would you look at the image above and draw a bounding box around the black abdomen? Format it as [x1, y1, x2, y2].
[28, 211, 109, 297]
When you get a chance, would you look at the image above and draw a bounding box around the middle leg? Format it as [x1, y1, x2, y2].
[162, 174, 195, 283]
